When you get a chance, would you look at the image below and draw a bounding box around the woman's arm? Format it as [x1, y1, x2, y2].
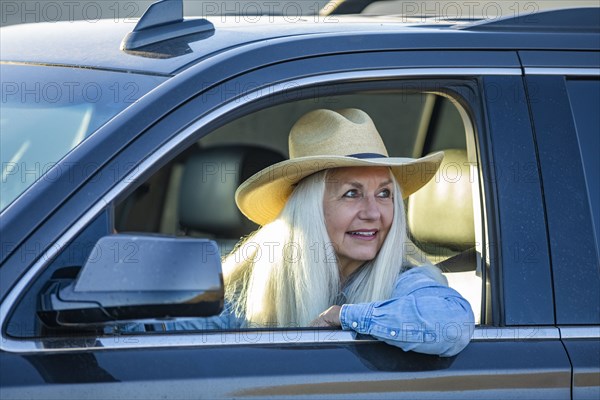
[339, 265, 475, 357]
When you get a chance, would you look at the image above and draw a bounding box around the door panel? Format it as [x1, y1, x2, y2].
[2, 50, 570, 397]
[562, 337, 600, 400]
[0, 331, 571, 399]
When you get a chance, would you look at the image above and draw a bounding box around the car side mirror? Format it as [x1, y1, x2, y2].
[37, 234, 224, 328]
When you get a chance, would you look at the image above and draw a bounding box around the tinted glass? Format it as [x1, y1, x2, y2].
[0, 64, 165, 210]
[567, 79, 600, 258]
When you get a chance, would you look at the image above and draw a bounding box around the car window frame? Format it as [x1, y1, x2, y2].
[2, 51, 554, 352]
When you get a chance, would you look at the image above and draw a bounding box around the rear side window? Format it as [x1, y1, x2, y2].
[566, 79, 600, 257]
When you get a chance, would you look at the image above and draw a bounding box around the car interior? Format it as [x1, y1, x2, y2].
[114, 89, 484, 325]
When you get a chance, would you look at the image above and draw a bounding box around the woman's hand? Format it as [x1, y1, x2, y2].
[309, 305, 342, 328]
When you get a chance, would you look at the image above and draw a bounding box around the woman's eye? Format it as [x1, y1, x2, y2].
[343, 189, 359, 198]
[377, 189, 392, 198]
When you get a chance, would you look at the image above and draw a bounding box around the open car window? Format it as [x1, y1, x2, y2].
[7, 82, 485, 338]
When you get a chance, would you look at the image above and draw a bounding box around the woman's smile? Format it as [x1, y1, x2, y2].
[347, 229, 378, 240]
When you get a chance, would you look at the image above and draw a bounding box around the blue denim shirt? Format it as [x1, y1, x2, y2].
[340, 265, 474, 357]
[129, 265, 474, 357]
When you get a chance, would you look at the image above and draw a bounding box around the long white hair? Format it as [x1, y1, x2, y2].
[222, 168, 415, 327]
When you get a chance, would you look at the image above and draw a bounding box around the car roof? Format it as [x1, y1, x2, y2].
[2, 16, 475, 76]
[2, 8, 599, 76]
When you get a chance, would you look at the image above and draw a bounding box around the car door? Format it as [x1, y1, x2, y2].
[522, 50, 600, 400]
[1, 38, 572, 398]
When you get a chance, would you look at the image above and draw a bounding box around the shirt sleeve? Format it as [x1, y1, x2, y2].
[339, 265, 475, 357]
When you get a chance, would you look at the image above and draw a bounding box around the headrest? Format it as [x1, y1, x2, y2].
[408, 149, 475, 252]
[178, 145, 285, 238]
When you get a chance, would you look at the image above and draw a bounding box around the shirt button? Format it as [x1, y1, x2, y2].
[351, 321, 358, 328]
[390, 330, 397, 337]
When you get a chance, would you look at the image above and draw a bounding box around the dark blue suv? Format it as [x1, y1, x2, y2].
[1, 1, 599, 398]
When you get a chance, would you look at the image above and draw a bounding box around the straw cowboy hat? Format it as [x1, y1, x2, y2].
[235, 108, 444, 225]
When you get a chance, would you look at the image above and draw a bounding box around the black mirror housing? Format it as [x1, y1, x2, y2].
[37, 234, 224, 327]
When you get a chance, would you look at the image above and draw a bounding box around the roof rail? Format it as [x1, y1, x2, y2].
[460, 7, 600, 33]
[121, 0, 214, 51]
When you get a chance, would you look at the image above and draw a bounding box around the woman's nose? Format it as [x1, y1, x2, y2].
[358, 196, 381, 220]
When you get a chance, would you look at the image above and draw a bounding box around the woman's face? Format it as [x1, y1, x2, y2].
[323, 166, 394, 278]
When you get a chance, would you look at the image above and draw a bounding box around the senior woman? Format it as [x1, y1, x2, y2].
[166, 108, 474, 357]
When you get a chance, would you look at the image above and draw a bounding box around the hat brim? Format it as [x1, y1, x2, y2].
[236, 151, 444, 226]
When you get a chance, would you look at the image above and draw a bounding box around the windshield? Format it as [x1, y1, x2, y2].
[0, 64, 165, 211]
